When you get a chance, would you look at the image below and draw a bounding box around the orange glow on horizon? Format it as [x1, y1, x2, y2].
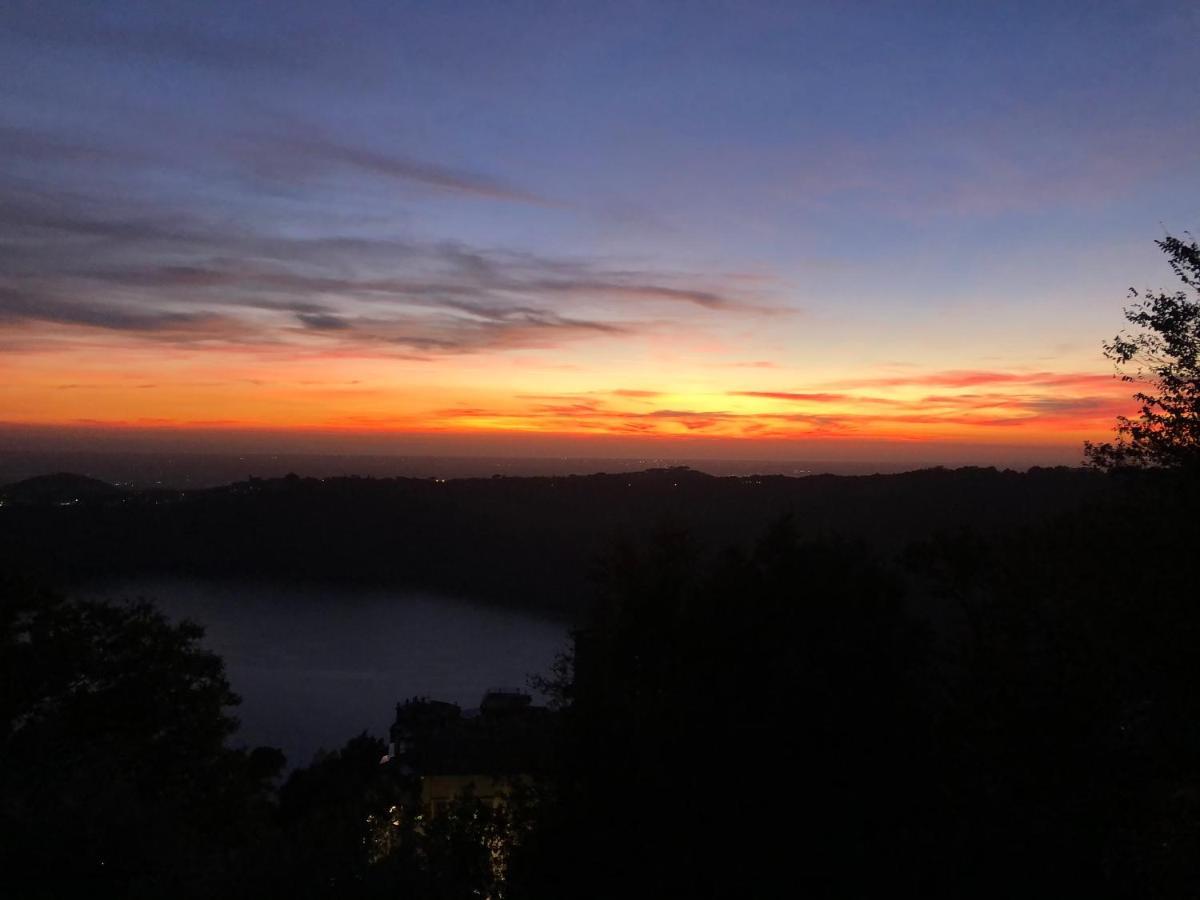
[0, 323, 1136, 458]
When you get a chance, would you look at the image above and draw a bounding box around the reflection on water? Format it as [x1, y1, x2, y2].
[87, 579, 569, 768]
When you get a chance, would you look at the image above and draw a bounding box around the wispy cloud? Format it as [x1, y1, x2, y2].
[0, 286, 236, 335]
[444, 370, 1134, 441]
[252, 133, 555, 206]
[838, 369, 1124, 391]
[731, 390, 850, 403]
[296, 312, 352, 331]
[0, 184, 767, 356]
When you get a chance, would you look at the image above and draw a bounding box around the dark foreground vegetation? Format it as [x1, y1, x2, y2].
[3, 236, 1200, 896]
[3, 466, 1199, 898]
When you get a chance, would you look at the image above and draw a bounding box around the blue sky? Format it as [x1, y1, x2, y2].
[1, 1, 1197, 459]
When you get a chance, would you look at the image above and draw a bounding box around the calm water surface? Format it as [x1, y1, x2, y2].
[88, 579, 569, 767]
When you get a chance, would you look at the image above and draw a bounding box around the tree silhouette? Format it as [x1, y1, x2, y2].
[1086, 235, 1200, 471]
[511, 525, 938, 899]
[0, 577, 281, 898]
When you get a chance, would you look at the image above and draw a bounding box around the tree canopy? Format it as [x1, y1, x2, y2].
[1085, 235, 1200, 471]
[0, 578, 281, 898]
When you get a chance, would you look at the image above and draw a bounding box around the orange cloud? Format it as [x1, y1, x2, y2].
[0, 316, 1139, 460]
[731, 391, 850, 403]
[839, 369, 1124, 391]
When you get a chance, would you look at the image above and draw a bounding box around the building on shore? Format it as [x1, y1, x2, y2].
[386, 688, 552, 817]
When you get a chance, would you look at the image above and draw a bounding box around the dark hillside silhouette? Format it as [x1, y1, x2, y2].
[4, 468, 1199, 896]
[0, 465, 1103, 615]
[0, 471, 124, 506]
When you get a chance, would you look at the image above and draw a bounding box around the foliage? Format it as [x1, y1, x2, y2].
[511, 525, 937, 898]
[268, 733, 534, 899]
[270, 733, 411, 897]
[1086, 235, 1200, 470]
[6, 463, 1200, 895]
[909, 476, 1200, 896]
[418, 790, 524, 900]
[0, 577, 282, 898]
[514, 489, 1200, 898]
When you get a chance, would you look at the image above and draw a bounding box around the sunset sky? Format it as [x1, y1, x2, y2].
[2, 1, 1197, 463]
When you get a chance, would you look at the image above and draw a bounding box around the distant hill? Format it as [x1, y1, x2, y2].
[0, 472, 123, 506]
[0, 465, 1111, 615]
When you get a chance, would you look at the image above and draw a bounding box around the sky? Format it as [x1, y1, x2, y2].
[1, 0, 1197, 464]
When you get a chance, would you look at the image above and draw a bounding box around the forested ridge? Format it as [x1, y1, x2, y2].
[1, 464, 1105, 615]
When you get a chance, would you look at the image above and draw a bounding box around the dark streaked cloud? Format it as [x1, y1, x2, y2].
[840, 370, 1125, 391]
[0, 125, 136, 164]
[732, 390, 849, 403]
[250, 133, 554, 206]
[319, 309, 631, 354]
[521, 279, 736, 309]
[0, 183, 763, 355]
[296, 312, 351, 330]
[0, 285, 225, 334]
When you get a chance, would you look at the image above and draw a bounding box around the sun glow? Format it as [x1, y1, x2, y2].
[0, 323, 1134, 456]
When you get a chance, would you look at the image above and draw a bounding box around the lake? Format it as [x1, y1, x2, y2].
[86, 578, 570, 768]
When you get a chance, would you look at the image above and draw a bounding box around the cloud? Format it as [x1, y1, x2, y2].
[0, 193, 212, 251]
[458, 370, 1135, 440]
[0, 285, 231, 334]
[256, 134, 554, 206]
[0, 184, 763, 357]
[443, 399, 867, 438]
[731, 390, 848, 403]
[402, 310, 629, 353]
[296, 312, 351, 331]
[840, 369, 1124, 391]
[522, 280, 740, 310]
[0, 125, 136, 165]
